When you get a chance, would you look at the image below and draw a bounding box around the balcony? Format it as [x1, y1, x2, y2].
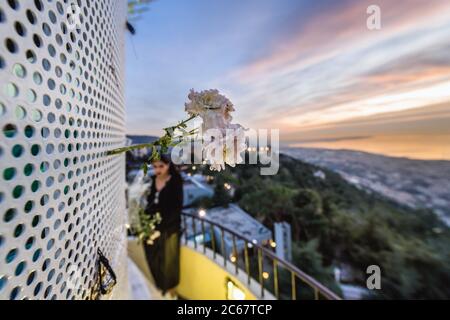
[128, 211, 341, 300]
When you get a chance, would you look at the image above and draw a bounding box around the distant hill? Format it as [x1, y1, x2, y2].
[282, 147, 450, 226]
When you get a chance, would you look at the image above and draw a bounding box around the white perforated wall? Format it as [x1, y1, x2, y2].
[0, 0, 128, 300]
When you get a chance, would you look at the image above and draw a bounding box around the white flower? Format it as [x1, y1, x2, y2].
[209, 162, 226, 172]
[201, 109, 229, 134]
[185, 89, 234, 130]
[185, 89, 246, 171]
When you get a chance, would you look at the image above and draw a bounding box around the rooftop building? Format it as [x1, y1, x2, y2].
[182, 174, 214, 207]
[184, 204, 272, 257]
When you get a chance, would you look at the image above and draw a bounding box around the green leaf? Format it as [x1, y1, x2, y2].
[141, 163, 148, 175]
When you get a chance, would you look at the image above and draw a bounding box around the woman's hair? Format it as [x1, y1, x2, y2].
[156, 154, 182, 182]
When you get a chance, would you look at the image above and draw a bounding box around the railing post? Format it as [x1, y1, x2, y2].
[273, 259, 279, 299]
[201, 219, 206, 254]
[244, 241, 250, 285]
[314, 288, 319, 300]
[232, 235, 238, 275]
[291, 271, 296, 300]
[258, 248, 264, 298]
[210, 223, 216, 260]
[221, 228, 226, 268]
[192, 216, 197, 249]
[182, 214, 188, 245]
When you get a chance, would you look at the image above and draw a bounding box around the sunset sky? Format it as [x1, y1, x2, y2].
[125, 0, 450, 160]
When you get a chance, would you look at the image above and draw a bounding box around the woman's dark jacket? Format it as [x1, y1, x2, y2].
[145, 175, 183, 234]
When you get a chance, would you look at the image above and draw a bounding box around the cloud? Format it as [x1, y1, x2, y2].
[288, 135, 371, 144]
[221, 0, 450, 143]
[235, 0, 450, 80]
[362, 43, 450, 86]
[282, 102, 450, 141]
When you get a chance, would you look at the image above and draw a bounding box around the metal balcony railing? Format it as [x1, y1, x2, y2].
[181, 211, 341, 300]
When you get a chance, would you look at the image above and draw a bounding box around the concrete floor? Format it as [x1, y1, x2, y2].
[128, 257, 164, 300]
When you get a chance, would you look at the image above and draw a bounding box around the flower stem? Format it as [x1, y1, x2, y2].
[106, 115, 197, 156]
[163, 114, 196, 132]
[106, 142, 157, 156]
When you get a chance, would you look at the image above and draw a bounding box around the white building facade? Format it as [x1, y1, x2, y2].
[0, 0, 128, 299]
[274, 222, 292, 262]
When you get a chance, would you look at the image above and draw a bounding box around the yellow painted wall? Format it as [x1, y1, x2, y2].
[176, 246, 258, 300]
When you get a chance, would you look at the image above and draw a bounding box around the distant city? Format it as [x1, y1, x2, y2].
[283, 147, 450, 226]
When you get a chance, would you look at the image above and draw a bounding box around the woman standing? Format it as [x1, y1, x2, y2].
[143, 155, 183, 298]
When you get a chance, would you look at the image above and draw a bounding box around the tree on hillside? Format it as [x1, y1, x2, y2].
[212, 176, 231, 207]
[238, 183, 296, 221]
[291, 189, 328, 241]
[276, 239, 341, 299]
